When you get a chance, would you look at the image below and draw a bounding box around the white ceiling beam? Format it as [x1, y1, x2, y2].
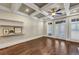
[11, 3, 22, 13]
[16, 11, 29, 17]
[64, 3, 70, 16]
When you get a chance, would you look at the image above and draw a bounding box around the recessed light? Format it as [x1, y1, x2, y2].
[25, 8, 29, 12]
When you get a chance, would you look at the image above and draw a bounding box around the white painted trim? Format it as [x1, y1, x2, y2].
[46, 35, 79, 43]
[64, 3, 70, 16]
[0, 35, 43, 49]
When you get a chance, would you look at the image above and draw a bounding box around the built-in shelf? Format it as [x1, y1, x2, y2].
[0, 25, 23, 37]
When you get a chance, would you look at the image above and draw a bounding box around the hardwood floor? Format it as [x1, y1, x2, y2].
[0, 37, 79, 55]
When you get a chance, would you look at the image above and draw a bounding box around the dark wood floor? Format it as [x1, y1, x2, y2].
[0, 37, 79, 55]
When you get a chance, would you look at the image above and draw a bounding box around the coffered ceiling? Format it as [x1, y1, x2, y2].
[0, 3, 79, 21]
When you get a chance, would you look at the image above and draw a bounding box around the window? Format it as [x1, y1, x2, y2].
[71, 19, 79, 39]
[60, 23, 65, 36]
[77, 24, 79, 30]
[55, 20, 66, 38]
[71, 23, 77, 31]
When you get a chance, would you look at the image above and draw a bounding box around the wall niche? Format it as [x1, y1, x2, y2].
[0, 25, 23, 37]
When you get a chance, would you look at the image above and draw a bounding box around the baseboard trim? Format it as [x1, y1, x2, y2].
[46, 36, 79, 43]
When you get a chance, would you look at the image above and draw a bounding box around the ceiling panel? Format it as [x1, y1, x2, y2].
[34, 13, 45, 18]
[70, 3, 79, 7]
[35, 3, 47, 8]
[19, 4, 35, 15]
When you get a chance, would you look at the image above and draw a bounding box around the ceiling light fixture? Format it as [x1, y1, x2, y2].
[52, 13, 56, 16]
[25, 8, 29, 12]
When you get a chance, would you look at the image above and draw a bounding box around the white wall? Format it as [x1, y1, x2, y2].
[43, 21, 47, 36]
[0, 11, 44, 48]
[0, 19, 23, 26]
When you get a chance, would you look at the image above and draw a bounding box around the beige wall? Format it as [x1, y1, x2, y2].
[0, 11, 44, 48]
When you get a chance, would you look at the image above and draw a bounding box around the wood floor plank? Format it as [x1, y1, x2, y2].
[0, 37, 79, 55]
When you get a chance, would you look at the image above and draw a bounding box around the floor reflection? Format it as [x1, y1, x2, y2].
[0, 37, 79, 55]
